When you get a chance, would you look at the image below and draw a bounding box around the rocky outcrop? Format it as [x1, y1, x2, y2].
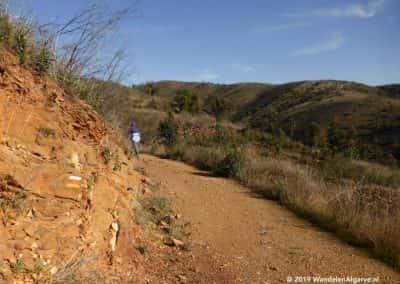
[0, 49, 150, 283]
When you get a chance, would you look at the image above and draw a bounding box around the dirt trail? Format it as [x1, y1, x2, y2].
[141, 154, 400, 283]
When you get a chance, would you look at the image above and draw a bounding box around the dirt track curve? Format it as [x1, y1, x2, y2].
[139, 155, 400, 283]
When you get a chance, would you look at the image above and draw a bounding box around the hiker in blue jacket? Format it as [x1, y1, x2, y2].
[129, 122, 141, 157]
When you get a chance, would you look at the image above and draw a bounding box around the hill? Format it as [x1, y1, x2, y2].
[132, 80, 400, 163]
[378, 84, 400, 99]
[236, 80, 400, 161]
[136, 80, 272, 117]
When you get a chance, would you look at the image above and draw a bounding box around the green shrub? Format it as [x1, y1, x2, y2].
[10, 260, 30, 274]
[158, 113, 177, 145]
[101, 147, 112, 165]
[32, 46, 53, 75]
[217, 149, 244, 177]
[360, 143, 398, 166]
[214, 123, 230, 145]
[113, 154, 122, 171]
[327, 122, 360, 159]
[265, 129, 288, 154]
[139, 195, 170, 224]
[211, 96, 231, 119]
[87, 171, 99, 190]
[12, 28, 28, 64]
[172, 90, 200, 114]
[305, 122, 326, 147]
[0, 14, 12, 46]
[213, 123, 244, 147]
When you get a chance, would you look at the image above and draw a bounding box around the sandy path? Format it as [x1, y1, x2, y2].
[141, 155, 400, 283]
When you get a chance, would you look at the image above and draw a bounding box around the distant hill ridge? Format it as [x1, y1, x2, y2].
[91, 78, 400, 162]
[134, 80, 400, 159]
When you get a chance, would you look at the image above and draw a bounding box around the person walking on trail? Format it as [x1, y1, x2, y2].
[129, 123, 141, 157]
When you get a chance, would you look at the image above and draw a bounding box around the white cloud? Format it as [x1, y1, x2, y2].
[252, 22, 310, 33]
[286, 0, 385, 19]
[230, 63, 255, 73]
[293, 32, 344, 56]
[193, 69, 219, 81]
[315, 0, 385, 18]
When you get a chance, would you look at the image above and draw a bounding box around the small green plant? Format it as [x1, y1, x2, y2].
[113, 154, 122, 171]
[305, 122, 326, 147]
[0, 14, 12, 47]
[136, 193, 188, 248]
[87, 171, 99, 190]
[32, 46, 53, 75]
[38, 127, 56, 138]
[214, 123, 230, 145]
[172, 90, 200, 114]
[101, 147, 112, 165]
[10, 190, 26, 211]
[10, 260, 30, 274]
[137, 245, 148, 255]
[12, 28, 28, 64]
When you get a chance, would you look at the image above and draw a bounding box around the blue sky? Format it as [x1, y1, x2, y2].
[11, 0, 400, 85]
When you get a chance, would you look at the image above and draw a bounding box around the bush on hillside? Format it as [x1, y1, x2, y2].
[143, 82, 158, 96]
[213, 123, 234, 145]
[305, 122, 326, 147]
[0, 14, 12, 46]
[360, 143, 398, 167]
[32, 46, 53, 75]
[12, 28, 28, 64]
[211, 96, 231, 119]
[172, 90, 200, 114]
[158, 113, 177, 145]
[327, 121, 360, 159]
[217, 149, 244, 178]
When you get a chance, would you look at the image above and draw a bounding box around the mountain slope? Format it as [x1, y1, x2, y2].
[238, 81, 400, 156]
[138, 80, 273, 114]
[135, 80, 400, 161]
[0, 50, 158, 283]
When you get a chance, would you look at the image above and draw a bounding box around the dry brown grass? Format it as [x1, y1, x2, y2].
[238, 151, 400, 269]
[152, 138, 400, 268]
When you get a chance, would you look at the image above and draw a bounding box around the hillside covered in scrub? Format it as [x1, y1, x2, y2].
[151, 80, 400, 163]
[91, 79, 400, 166]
